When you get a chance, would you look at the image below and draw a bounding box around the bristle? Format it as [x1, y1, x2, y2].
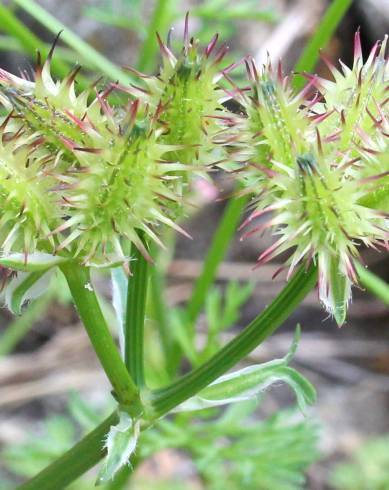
[47, 31, 63, 62]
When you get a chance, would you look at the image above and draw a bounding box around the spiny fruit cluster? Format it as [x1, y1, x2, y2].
[0, 17, 228, 266]
[227, 32, 389, 324]
[0, 21, 388, 323]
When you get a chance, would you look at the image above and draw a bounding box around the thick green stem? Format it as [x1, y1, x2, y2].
[18, 265, 317, 489]
[187, 194, 249, 324]
[149, 229, 179, 376]
[15, 0, 352, 484]
[150, 264, 317, 416]
[61, 263, 139, 407]
[125, 243, 149, 387]
[18, 412, 117, 490]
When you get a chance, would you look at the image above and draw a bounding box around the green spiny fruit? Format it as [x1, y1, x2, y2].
[117, 14, 232, 168]
[221, 57, 315, 188]
[0, 40, 190, 265]
[53, 99, 189, 264]
[235, 47, 389, 325]
[0, 115, 60, 258]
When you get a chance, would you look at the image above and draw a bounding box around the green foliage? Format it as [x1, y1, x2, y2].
[1, 1, 384, 489]
[4, 416, 77, 480]
[109, 263, 316, 479]
[1, 394, 106, 490]
[330, 436, 389, 490]
[141, 402, 319, 490]
[4, 270, 52, 315]
[1, 394, 319, 490]
[203, 280, 255, 353]
[171, 279, 255, 369]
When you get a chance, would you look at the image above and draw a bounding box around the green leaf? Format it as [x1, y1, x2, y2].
[136, 0, 173, 72]
[0, 252, 68, 272]
[87, 257, 130, 269]
[4, 269, 54, 315]
[151, 265, 318, 417]
[96, 411, 140, 485]
[173, 327, 316, 414]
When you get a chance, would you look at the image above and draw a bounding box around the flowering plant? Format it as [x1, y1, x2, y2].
[230, 34, 389, 324]
[0, 3, 388, 489]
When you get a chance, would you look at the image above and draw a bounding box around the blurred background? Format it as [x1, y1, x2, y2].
[0, 0, 389, 489]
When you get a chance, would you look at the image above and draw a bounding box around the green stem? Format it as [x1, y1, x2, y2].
[293, 0, 353, 90]
[18, 412, 117, 490]
[61, 263, 139, 407]
[125, 242, 149, 387]
[356, 262, 389, 306]
[150, 264, 171, 355]
[14, 2, 350, 485]
[150, 264, 317, 416]
[186, 194, 249, 323]
[137, 0, 173, 71]
[149, 231, 178, 375]
[18, 265, 317, 489]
